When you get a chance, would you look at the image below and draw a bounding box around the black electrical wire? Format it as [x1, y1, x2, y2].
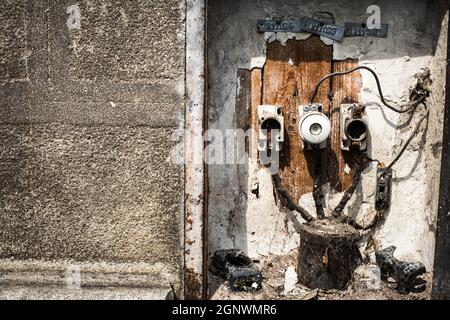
[313, 172, 325, 219]
[333, 111, 428, 227]
[272, 111, 428, 227]
[272, 174, 314, 222]
[331, 160, 363, 218]
[310, 66, 424, 113]
[312, 153, 326, 219]
[272, 67, 429, 227]
[385, 111, 429, 171]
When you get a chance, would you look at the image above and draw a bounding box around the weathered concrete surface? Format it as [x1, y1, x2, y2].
[0, 0, 185, 299]
[0, 260, 175, 300]
[65, 1, 183, 83]
[0, 285, 169, 300]
[208, 0, 446, 272]
[373, 11, 448, 270]
[0, 125, 181, 263]
[0, 0, 28, 81]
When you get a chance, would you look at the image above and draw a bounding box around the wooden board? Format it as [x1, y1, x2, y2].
[235, 68, 262, 161]
[250, 69, 263, 161]
[262, 37, 333, 201]
[236, 69, 252, 195]
[329, 59, 361, 191]
[260, 38, 361, 202]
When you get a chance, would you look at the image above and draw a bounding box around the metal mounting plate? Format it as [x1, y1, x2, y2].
[344, 23, 389, 38]
[257, 17, 345, 42]
[257, 18, 389, 41]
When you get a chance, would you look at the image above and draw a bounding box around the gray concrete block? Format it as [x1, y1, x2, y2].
[0, 259, 177, 300]
[46, 0, 185, 104]
[64, 0, 184, 83]
[0, 0, 28, 81]
[0, 0, 185, 127]
[0, 124, 183, 266]
[0, 285, 170, 300]
[0, 0, 186, 298]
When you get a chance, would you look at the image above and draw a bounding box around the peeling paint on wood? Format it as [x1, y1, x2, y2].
[329, 59, 362, 191]
[263, 37, 332, 202]
[250, 69, 263, 161]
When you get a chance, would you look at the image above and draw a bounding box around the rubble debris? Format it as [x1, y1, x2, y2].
[299, 288, 319, 300]
[228, 265, 262, 292]
[375, 246, 427, 294]
[211, 249, 262, 292]
[282, 266, 298, 294]
[284, 283, 314, 298]
[354, 264, 381, 290]
[210, 251, 431, 300]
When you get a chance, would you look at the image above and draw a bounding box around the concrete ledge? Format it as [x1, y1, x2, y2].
[0, 284, 170, 300]
[0, 259, 174, 300]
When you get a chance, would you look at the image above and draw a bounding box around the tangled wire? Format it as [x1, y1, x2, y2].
[271, 66, 431, 231]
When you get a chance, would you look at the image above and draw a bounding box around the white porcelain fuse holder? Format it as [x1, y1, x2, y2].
[298, 104, 331, 150]
[340, 103, 369, 151]
[257, 105, 285, 152]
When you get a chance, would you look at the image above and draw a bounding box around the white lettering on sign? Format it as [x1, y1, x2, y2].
[366, 5, 381, 29]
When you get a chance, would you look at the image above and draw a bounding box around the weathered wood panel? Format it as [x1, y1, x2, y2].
[236, 69, 252, 194]
[234, 68, 262, 164]
[262, 37, 332, 202]
[329, 59, 362, 191]
[250, 69, 263, 160]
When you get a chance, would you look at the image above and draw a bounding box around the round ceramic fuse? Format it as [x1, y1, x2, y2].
[299, 112, 331, 145]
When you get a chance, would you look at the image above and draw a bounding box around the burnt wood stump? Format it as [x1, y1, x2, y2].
[298, 219, 360, 290]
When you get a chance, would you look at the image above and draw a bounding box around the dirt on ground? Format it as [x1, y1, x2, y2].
[209, 249, 431, 300]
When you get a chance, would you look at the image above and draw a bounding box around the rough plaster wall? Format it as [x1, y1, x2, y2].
[0, 0, 185, 299]
[375, 11, 448, 270]
[208, 0, 445, 270]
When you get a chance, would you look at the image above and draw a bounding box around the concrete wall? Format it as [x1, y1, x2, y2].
[208, 0, 447, 271]
[0, 0, 185, 299]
